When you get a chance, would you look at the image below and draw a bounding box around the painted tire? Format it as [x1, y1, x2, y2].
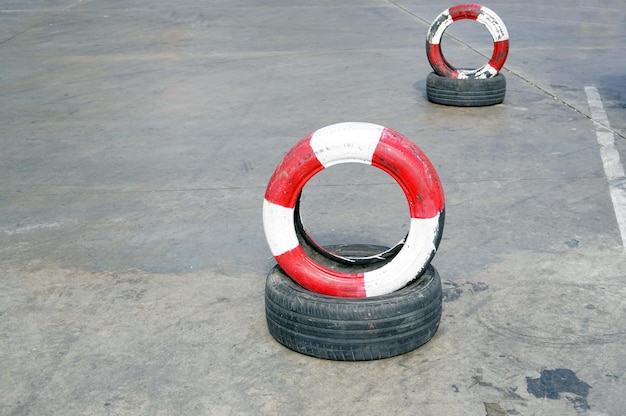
[426, 4, 509, 79]
[263, 122, 445, 298]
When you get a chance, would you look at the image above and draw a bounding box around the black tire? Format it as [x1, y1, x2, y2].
[426, 71, 506, 107]
[265, 253, 442, 361]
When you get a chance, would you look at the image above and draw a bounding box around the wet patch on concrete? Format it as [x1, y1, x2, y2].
[442, 280, 489, 302]
[526, 369, 591, 412]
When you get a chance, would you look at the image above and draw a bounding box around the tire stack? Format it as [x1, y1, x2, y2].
[262, 122, 445, 361]
[425, 4, 509, 107]
[261, 4, 511, 360]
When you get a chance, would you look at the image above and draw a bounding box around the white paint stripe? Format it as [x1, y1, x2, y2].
[310, 122, 382, 168]
[586, 86, 611, 126]
[459, 63, 497, 80]
[585, 85, 626, 253]
[363, 215, 439, 297]
[477, 6, 509, 41]
[597, 132, 626, 179]
[262, 200, 299, 256]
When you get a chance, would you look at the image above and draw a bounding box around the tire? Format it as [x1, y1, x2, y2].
[265, 247, 442, 361]
[263, 122, 445, 298]
[426, 71, 506, 107]
[426, 4, 509, 79]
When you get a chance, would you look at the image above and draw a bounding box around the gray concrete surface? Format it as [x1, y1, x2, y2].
[1, 1, 625, 415]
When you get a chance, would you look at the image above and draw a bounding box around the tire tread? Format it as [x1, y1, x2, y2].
[426, 72, 506, 107]
[265, 264, 442, 361]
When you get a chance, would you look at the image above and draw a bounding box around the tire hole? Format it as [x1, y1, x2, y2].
[297, 163, 408, 260]
[440, 19, 494, 71]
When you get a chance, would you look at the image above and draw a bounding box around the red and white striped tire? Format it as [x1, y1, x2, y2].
[426, 3, 509, 79]
[263, 122, 445, 298]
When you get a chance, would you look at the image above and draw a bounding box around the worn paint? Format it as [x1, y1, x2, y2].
[426, 4, 509, 79]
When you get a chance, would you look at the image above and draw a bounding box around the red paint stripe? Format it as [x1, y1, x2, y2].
[264, 134, 324, 208]
[449, 4, 483, 21]
[275, 246, 367, 297]
[427, 44, 459, 78]
[488, 39, 509, 71]
[372, 128, 445, 218]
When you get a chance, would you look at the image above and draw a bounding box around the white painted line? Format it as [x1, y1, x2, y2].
[585, 85, 626, 253]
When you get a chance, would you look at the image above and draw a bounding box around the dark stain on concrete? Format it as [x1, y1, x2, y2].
[442, 281, 489, 302]
[526, 368, 591, 411]
[442, 282, 463, 302]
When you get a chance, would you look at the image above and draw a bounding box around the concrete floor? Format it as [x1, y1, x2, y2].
[1, 1, 625, 415]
